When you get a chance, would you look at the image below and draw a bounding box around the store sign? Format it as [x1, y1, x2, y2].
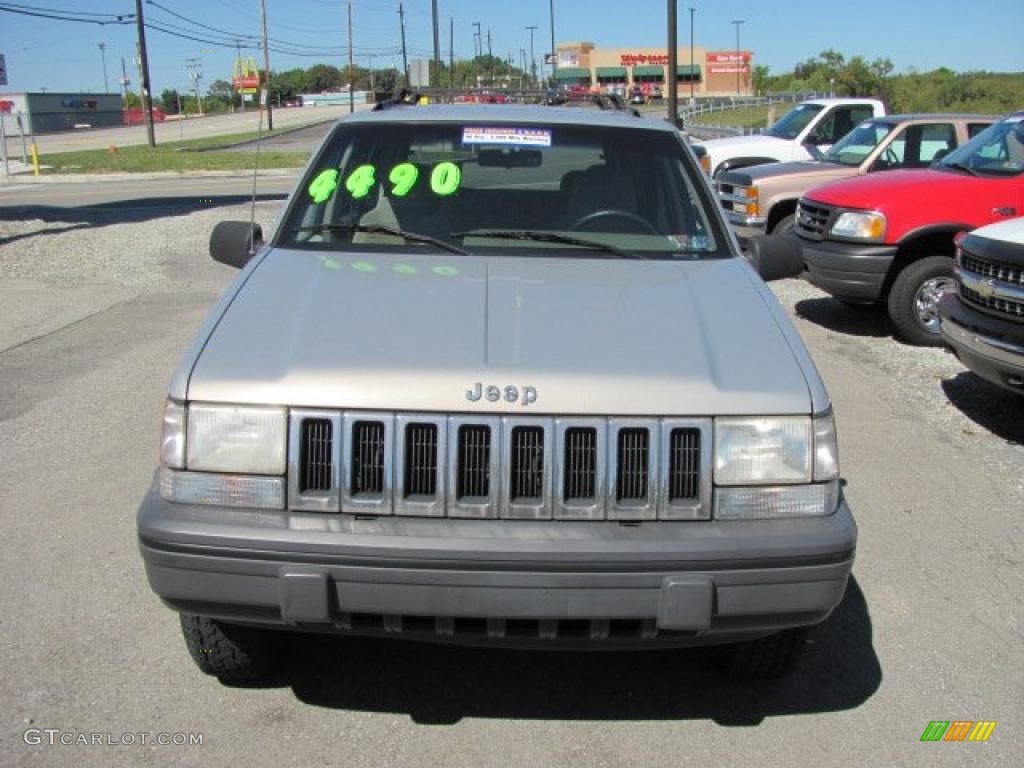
[557, 52, 579, 68]
[707, 52, 751, 63]
[709, 66, 748, 74]
[620, 53, 669, 66]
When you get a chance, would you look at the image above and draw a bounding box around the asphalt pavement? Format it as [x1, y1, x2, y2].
[0, 191, 1021, 768]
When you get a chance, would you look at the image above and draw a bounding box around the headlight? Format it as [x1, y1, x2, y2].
[186, 403, 287, 475]
[830, 210, 886, 241]
[715, 481, 839, 519]
[714, 417, 812, 485]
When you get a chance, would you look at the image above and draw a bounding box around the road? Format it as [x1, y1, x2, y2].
[1, 198, 1021, 768]
[1, 104, 362, 155]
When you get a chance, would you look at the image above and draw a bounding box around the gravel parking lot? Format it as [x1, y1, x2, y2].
[1, 202, 1021, 767]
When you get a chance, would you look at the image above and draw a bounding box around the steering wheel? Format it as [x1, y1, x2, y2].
[882, 147, 900, 167]
[569, 209, 659, 235]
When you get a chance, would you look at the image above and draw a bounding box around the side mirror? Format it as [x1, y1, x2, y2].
[744, 232, 805, 282]
[210, 221, 264, 269]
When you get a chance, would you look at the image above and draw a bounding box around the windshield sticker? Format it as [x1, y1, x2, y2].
[308, 169, 339, 204]
[430, 162, 461, 196]
[462, 126, 552, 147]
[388, 162, 419, 197]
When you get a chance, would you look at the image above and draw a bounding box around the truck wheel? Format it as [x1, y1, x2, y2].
[711, 628, 807, 680]
[180, 614, 281, 682]
[771, 214, 795, 236]
[886, 255, 956, 346]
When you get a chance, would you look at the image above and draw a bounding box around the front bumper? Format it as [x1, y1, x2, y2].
[939, 293, 1024, 394]
[138, 482, 857, 647]
[725, 211, 768, 243]
[799, 237, 897, 302]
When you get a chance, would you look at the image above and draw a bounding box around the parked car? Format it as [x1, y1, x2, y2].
[629, 87, 646, 105]
[695, 98, 887, 178]
[718, 114, 996, 242]
[793, 110, 1024, 346]
[939, 217, 1024, 394]
[138, 102, 855, 684]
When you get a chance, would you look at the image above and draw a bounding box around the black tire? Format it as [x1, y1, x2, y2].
[179, 614, 281, 682]
[886, 255, 956, 347]
[711, 628, 808, 680]
[770, 214, 795, 236]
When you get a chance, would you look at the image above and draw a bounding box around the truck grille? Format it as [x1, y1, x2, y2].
[795, 199, 832, 240]
[959, 251, 1024, 320]
[288, 412, 711, 520]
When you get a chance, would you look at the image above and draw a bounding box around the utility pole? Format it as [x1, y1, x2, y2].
[472, 21, 481, 88]
[689, 7, 695, 103]
[98, 43, 109, 93]
[398, 4, 408, 86]
[369, 53, 375, 93]
[449, 17, 454, 90]
[133, 0, 155, 146]
[549, 0, 556, 82]
[259, 0, 273, 129]
[732, 19, 744, 95]
[119, 56, 129, 99]
[526, 25, 538, 86]
[186, 58, 203, 115]
[487, 28, 492, 87]
[668, 1, 677, 126]
[236, 39, 245, 112]
[431, 0, 440, 90]
[347, 2, 354, 113]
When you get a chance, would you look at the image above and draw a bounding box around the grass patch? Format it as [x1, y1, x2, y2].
[689, 106, 776, 130]
[41, 129, 310, 173]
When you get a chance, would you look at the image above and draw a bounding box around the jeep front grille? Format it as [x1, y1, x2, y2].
[288, 412, 711, 520]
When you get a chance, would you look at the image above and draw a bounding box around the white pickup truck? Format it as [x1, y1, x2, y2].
[695, 98, 887, 178]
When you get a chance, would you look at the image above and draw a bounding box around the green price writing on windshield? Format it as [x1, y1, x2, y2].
[388, 162, 420, 197]
[345, 164, 377, 199]
[308, 169, 339, 204]
[430, 162, 461, 196]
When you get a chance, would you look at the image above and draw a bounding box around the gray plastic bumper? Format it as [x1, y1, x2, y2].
[800, 237, 897, 301]
[138, 483, 856, 644]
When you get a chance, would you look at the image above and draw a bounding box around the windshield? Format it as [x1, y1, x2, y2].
[825, 121, 894, 166]
[936, 115, 1024, 176]
[765, 104, 824, 140]
[279, 120, 723, 259]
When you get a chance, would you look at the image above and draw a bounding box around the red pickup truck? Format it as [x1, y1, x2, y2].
[792, 111, 1024, 345]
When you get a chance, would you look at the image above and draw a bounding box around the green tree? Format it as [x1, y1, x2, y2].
[159, 89, 181, 114]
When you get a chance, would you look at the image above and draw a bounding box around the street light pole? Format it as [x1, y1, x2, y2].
[259, 0, 273, 129]
[668, 1, 677, 126]
[98, 43, 109, 93]
[732, 19, 744, 95]
[526, 25, 538, 87]
[549, 0, 556, 83]
[689, 7, 695, 103]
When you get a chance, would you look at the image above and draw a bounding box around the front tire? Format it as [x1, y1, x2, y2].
[886, 255, 956, 347]
[711, 628, 808, 680]
[180, 614, 281, 682]
[770, 214, 795, 236]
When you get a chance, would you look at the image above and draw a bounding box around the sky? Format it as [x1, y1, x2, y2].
[1, 0, 1022, 95]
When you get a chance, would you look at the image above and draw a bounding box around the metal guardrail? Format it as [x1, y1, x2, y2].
[679, 91, 834, 138]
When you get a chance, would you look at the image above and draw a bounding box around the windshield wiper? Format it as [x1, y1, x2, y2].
[940, 161, 979, 177]
[450, 229, 648, 260]
[293, 223, 468, 255]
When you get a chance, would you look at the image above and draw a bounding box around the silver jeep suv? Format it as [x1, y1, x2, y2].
[138, 103, 856, 682]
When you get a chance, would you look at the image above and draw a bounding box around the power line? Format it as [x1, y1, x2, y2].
[0, 3, 133, 25]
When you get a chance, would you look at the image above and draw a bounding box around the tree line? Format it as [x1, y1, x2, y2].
[755, 49, 1023, 115]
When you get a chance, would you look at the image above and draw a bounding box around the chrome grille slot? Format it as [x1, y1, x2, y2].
[458, 425, 491, 498]
[404, 423, 438, 497]
[607, 419, 658, 520]
[796, 199, 831, 239]
[668, 428, 700, 501]
[617, 429, 649, 501]
[510, 427, 544, 500]
[300, 418, 333, 492]
[564, 427, 597, 500]
[288, 410, 342, 512]
[352, 421, 385, 495]
[960, 285, 1024, 318]
[961, 254, 1024, 286]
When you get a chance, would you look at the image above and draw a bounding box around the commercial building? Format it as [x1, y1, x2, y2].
[553, 42, 753, 97]
[0, 92, 123, 134]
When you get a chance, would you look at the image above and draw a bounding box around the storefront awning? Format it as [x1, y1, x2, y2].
[677, 65, 701, 76]
[632, 65, 664, 77]
[595, 66, 627, 78]
[553, 67, 591, 81]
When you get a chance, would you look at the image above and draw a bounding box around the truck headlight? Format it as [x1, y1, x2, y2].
[185, 403, 287, 475]
[714, 416, 812, 485]
[829, 211, 886, 241]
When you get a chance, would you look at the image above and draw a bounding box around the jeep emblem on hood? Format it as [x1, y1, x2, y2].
[466, 382, 538, 406]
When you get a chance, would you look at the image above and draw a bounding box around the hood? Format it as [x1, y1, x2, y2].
[741, 160, 853, 186]
[696, 134, 792, 165]
[187, 249, 813, 416]
[804, 168, 977, 208]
